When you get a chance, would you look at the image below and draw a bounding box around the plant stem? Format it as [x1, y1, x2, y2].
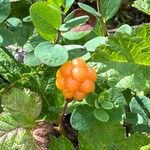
[97, 0, 108, 36]
[59, 101, 69, 131]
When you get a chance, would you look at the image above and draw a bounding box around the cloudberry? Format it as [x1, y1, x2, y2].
[79, 79, 95, 93]
[72, 66, 87, 82]
[55, 58, 97, 101]
[66, 76, 80, 92]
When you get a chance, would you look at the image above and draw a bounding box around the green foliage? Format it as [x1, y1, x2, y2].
[78, 2, 101, 17]
[0, 88, 41, 149]
[0, 28, 15, 46]
[60, 15, 89, 31]
[132, 0, 150, 15]
[50, 136, 74, 150]
[13, 25, 34, 46]
[79, 123, 150, 150]
[130, 96, 150, 125]
[0, 0, 150, 149]
[84, 36, 108, 51]
[6, 17, 22, 28]
[0, 113, 35, 149]
[0, 0, 11, 23]
[93, 24, 150, 66]
[34, 42, 68, 66]
[101, 0, 121, 20]
[24, 51, 42, 66]
[1, 88, 42, 127]
[30, 1, 62, 42]
[71, 105, 97, 130]
[94, 107, 109, 122]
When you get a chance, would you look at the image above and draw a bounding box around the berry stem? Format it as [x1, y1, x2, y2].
[56, 100, 69, 133]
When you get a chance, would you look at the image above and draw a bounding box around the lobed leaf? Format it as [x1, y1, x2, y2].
[93, 24, 150, 66]
[79, 122, 150, 150]
[0, 113, 35, 150]
[1, 88, 42, 127]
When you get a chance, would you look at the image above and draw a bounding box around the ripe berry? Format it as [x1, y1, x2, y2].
[72, 66, 87, 82]
[60, 61, 73, 77]
[79, 79, 95, 93]
[55, 58, 97, 102]
[74, 91, 86, 101]
[66, 76, 79, 92]
[87, 67, 97, 82]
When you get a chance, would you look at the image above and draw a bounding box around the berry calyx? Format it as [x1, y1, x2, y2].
[55, 58, 97, 101]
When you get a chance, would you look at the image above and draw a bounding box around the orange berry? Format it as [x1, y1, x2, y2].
[62, 89, 74, 99]
[79, 79, 95, 93]
[87, 67, 97, 82]
[72, 66, 87, 82]
[74, 91, 86, 101]
[56, 70, 62, 78]
[66, 76, 80, 92]
[55, 58, 97, 102]
[60, 61, 74, 77]
[55, 77, 65, 90]
[72, 58, 87, 67]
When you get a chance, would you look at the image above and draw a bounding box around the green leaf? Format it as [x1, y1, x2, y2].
[0, 0, 11, 23]
[47, 0, 63, 8]
[94, 108, 109, 122]
[24, 35, 46, 52]
[101, 0, 121, 20]
[14, 25, 33, 46]
[70, 105, 97, 130]
[1, 88, 42, 127]
[63, 44, 86, 59]
[34, 42, 68, 66]
[30, 1, 62, 42]
[115, 75, 134, 90]
[62, 30, 91, 40]
[129, 96, 150, 125]
[98, 91, 111, 103]
[116, 24, 132, 34]
[95, 99, 100, 109]
[123, 133, 150, 150]
[93, 24, 150, 66]
[50, 136, 74, 150]
[64, 0, 74, 12]
[22, 16, 31, 22]
[86, 93, 98, 106]
[79, 122, 150, 150]
[124, 112, 138, 124]
[79, 123, 125, 150]
[101, 101, 114, 110]
[5, 17, 22, 28]
[24, 51, 42, 66]
[0, 28, 15, 46]
[78, 2, 101, 17]
[64, 15, 89, 29]
[132, 0, 150, 15]
[84, 36, 108, 51]
[0, 113, 35, 149]
[0, 35, 3, 44]
[141, 144, 150, 150]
